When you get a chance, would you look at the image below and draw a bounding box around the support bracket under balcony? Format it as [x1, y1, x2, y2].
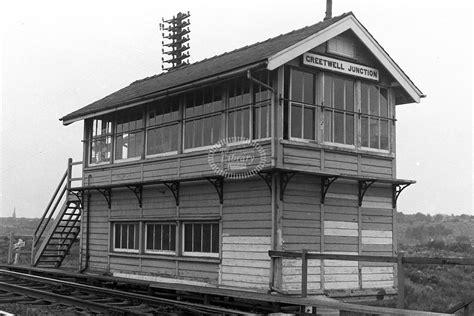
[207, 177, 224, 204]
[358, 180, 376, 207]
[95, 188, 112, 209]
[127, 185, 143, 208]
[279, 172, 296, 201]
[164, 182, 180, 206]
[392, 183, 411, 208]
[320, 176, 339, 204]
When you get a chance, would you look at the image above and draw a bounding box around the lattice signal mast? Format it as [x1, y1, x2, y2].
[160, 11, 191, 71]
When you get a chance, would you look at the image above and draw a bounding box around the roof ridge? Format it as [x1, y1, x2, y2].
[130, 12, 351, 87]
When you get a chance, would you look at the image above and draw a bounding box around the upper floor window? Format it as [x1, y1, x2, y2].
[361, 84, 390, 151]
[253, 71, 272, 139]
[323, 74, 355, 146]
[89, 118, 113, 165]
[184, 85, 223, 150]
[289, 69, 316, 140]
[115, 110, 144, 161]
[147, 98, 179, 156]
[227, 77, 251, 139]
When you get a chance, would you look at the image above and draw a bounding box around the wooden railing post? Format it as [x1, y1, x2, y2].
[67, 158, 73, 190]
[397, 251, 405, 309]
[301, 249, 308, 298]
[8, 232, 13, 264]
[31, 234, 36, 266]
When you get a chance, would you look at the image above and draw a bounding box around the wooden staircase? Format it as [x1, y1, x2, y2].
[32, 158, 83, 268]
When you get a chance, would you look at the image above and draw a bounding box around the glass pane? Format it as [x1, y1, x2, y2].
[195, 119, 203, 147]
[203, 117, 212, 146]
[369, 86, 379, 116]
[121, 225, 127, 249]
[170, 225, 176, 251]
[370, 118, 379, 148]
[235, 110, 242, 138]
[115, 225, 120, 249]
[361, 83, 369, 114]
[242, 80, 251, 105]
[346, 114, 354, 145]
[324, 110, 332, 142]
[193, 224, 202, 252]
[184, 224, 192, 252]
[211, 224, 219, 253]
[185, 121, 193, 149]
[91, 137, 112, 164]
[162, 225, 170, 250]
[146, 225, 153, 250]
[345, 80, 354, 111]
[228, 111, 235, 138]
[324, 76, 332, 107]
[334, 112, 344, 143]
[361, 116, 369, 147]
[213, 115, 221, 143]
[202, 224, 211, 252]
[303, 107, 315, 140]
[333, 77, 344, 110]
[291, 70, 303, 102]
[380, 120, 389, 150]
[291, 105, 302, 138]
[153, 224, 161, 250]
[242, 109, 250, 138]
[128, 225, 135, 249]
[303, 72, 314, 104]
[380, 88, 388, 117]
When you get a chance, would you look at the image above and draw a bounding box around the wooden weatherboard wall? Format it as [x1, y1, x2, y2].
[279, 174, 395, 293]
[82, 178, 273, 290]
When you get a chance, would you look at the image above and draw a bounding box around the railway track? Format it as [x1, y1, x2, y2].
[0, 269, 246, 315]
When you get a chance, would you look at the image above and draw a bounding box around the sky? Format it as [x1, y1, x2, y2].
[0, 0, 472, 218]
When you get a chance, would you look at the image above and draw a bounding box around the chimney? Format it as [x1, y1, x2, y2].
[324, 0, 332, 21]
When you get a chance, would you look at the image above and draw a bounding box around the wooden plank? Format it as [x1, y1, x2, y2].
[221, 273, 269, 284]
[362, 230, 392, 238]
[362, 237, 393, 245]
[325, 244, 358, 252]
[324, 221, 358, 229]
[362, 280, 394, 288]
[361, 223, 392, 231]
[221, 259, 270, 269]
[325, 213, 358, 222]
[361, 208, 393, 217]
[362, 266, 394, 274]
[362, 273, 394, 281]
[324, 228, 358, 237]
[362, 244, 393, 252]
[222, 251, 270, 261]
[222, 236, 271, 244]
[325, 236, 359, 245]
[325, 266, 358, 274]
[222, 244, 270, 252]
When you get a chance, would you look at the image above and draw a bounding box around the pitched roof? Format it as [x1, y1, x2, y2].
[60, 12, 351, 124]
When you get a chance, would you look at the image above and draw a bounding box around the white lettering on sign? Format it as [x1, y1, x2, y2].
[303, 53, 379, 81]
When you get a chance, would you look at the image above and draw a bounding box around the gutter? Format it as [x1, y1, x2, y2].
[62, 61, 268, 125]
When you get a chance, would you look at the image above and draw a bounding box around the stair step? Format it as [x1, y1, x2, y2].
[39, 255, 63, 258]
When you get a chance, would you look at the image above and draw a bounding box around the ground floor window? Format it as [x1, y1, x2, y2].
[113, 223, 139, 252]
[183, 223, 219, 257]
[145, 223, 176, 253]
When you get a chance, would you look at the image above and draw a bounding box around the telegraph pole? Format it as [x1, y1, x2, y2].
[160, 11, 191, 71]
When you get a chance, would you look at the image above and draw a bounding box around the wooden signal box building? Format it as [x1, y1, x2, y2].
[54, 12, 423, 297]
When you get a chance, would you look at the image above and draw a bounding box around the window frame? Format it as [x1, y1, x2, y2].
[114, 110, 145, 163]
[145, 98, 180, 158]
[182, 222, 220, 258]
[88, 117, 114, 166]
[144, 222, 177, 255]
[113, 222, 139, 253]
[288, 68, 318, 143]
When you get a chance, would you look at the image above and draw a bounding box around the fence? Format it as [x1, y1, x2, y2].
[269, 250, 474, 313]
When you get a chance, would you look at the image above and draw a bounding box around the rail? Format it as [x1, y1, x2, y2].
[31, 158, 82, 264]
[269, 250, 474, 313]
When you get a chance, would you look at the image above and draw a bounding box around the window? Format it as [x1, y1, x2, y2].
[289, 69, 316, 140]
[323, 74, 355, 145]
[253, 71, 272, 139]
[227, 77, 251, 139]
[114, 223, 139, 252]
[147, 98, 179, 156]
[184, 86, 223, 150]
[115, 110, 144, 161]
[145, 223, 176, 253]
[183, 223, 219, 257]
[361, 84, 390, 150]
[89, 118, 113, 164]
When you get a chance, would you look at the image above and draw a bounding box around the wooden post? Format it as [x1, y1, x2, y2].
[8, 232, 13, 264]
[397, 251, 405, 309]
[301, 249, 308, 298]
[31, 234, 36, 266]
[464, 302, 471, 316]
[66, 158, 73, 190]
